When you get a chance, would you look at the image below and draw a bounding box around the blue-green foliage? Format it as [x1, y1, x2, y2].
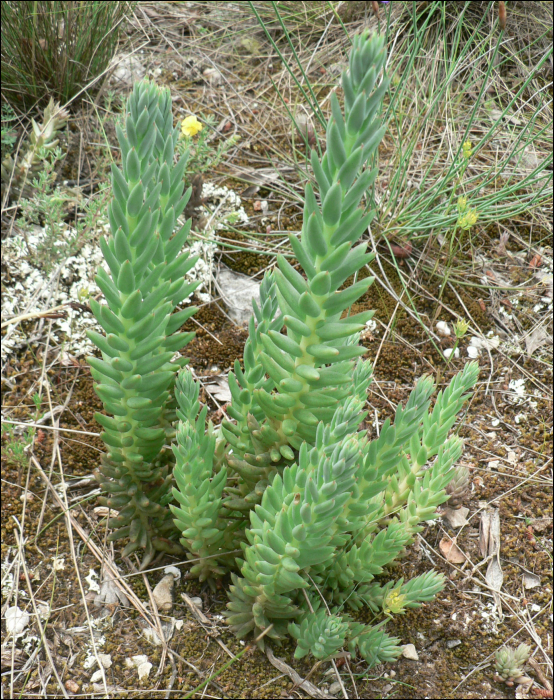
[89, 30, 479, 667]
[171, 31, 479, 665]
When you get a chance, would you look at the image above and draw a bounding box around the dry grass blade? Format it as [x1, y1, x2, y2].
[265, 645, 337, 700]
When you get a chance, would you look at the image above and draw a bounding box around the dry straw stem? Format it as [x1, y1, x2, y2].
[4, 378, 110, 696]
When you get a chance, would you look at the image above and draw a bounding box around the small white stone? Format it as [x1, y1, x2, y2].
[401, 644, 419, 660]
[152, 574, 175, 612]
[129, 655, 148, 666]
[126, 655, 151, 679]
[5, 606, 30, 636]
[163, 566, 181, 581]
[142, 627, 162, 646]
[98, 653, 112, 669]
[467, 346, 480, 358]
[443, 348, 460, 359]
[137, 661, 152, 680]
[436, 321, 451, 336]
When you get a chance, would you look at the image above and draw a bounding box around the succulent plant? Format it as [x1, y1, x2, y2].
[445, 465, 470, 509]
[495, 643, 532, 684]
[89, 30, 480, 666]
[290, 607, 349, 660]
[86, 79, 200, 569]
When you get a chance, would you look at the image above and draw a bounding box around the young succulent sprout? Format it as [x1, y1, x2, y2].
[445, 465, 470, 509]
[495, 643, 532, 684]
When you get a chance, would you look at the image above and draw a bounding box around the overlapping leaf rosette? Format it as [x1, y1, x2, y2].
[217, 31, 392, 516]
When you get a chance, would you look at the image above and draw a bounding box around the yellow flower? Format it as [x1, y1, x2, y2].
[457, 208, 478, 230]
[181, 115, 203, 138]
[383, 589, 406, 615]
[454, 319, 470, 339]
[462, 140, 473, 159]
[457, 196, 468, 213]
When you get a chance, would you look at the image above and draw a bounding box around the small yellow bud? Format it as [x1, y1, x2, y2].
[454, 319, 470, 339]
[383, 589, 406, 615]
[457, 196, 468, 213]
[462, 140, 472, 159]
[181, 115, 203, 138]
[457, 208, 478, 230]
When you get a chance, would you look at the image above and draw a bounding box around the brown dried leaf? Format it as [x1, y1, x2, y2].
[205, 376, 232, 404]
[496, 232, 510, 256]
[524, 325, 551, 357]
[439, 537, 466, 564]
[229, 165, 293, 186]
[480, 507, 504, 617]
[295, 115, 316, 147]
[442, 506, 469, 528]
[391, 241, 413, 259]
[239, 185, 260, 198]
[523, 572, 541, 590]
[529, 517, 552, 533]
[94, 574, 129, 611]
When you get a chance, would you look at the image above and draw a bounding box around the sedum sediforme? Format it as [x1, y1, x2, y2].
[87, 79, 200, 568]
[495, 643, 532, 683]
[171, 30, 479, 664]
[91, 30, 480, 666]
